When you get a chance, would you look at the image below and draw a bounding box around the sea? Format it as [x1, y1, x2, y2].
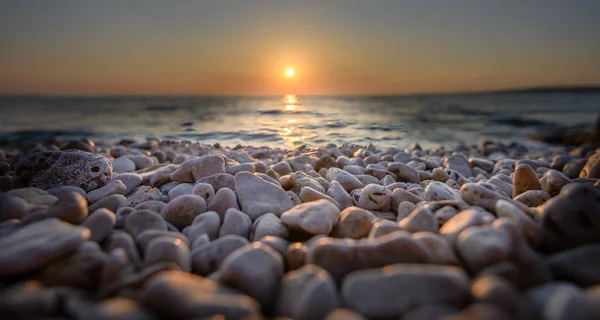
[1, 91, 599, 150]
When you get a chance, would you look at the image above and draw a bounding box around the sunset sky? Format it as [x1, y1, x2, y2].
[1, 0, 599, 95]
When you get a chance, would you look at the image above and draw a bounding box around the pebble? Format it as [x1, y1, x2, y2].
[391, 187, 425, 207]
[144, 236, 191, 272]
[235, 171, 293, 219]
[275, 264, 339, 320]
[306, 231, 433, 281]
[456, 225, 512, 273]
[290, 171, 325, 194]
[160, 194, 206, 229]
[167, 182, 194, 200]
[327, 180, 354, 210]
[425, 181, 459, 201]
[413, 231, 459, 265]
[218, 208, 252, 238]
[112, 157, 136, 173]
[206, 187, 240, 218]
[4, 187, 58, 206]
[85, 179, 126, 204]
[0, 218, 90, 275]
[562, 158, 587, 178]
[191, 182, 215, 204]
[118, 186, 161, 209]
[142, 270, 260, 319]
[88, 194, 126, 213]
[356, 184, 392, 210]
[135, 229, 189, 253]
[45, 185, 86, 197]
[42, 191, 89, 224]
[81, 208, 116, 242]
[333, 206, 376, 239]
[218, 242, 285, 308]
[538, 184, 600, 251]
[444, 155, 473, 178]
[124, 209, 167, 238]
[540, 170, 570, 196]
[299, 186, 340, 207]
[184, 211, 220, 242]
[108, 173, 142, 196]
[580, 152, 600, 178]
[14, 150, 113, 192]
[399, 206, 437, 233]
[388, 162, 420, 183]
[368, 219, 404, 238]
[171, 155, 226, 182]
[148, 164, 178, 187]
[439, 208, 494, 245]
[514, 189, 551, 207]
[281, 199, 340, 235]
[513, 164, 541, 197]
[342, 263, 470, 318]
[191, 234, 249, 276]
[548, 244, 600, 287]
[133, 200, 166, 213]
[250, 213, 289, 241]
[325, 167, 364, 191]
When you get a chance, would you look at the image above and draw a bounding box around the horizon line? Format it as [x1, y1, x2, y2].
[1, 84, 599, 98]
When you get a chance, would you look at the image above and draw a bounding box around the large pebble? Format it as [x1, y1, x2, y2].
[538, 184, 600, 250]
[399, 206, 437, 233]
[109, 173, 142, 196]
[161, 194, 206, 229]
[540, 170, 570, 196]
[167, 182, 194, 200]
[183, 211, 220, 242]
[191, 234, 249, 275]
[81, 208, 116, 242]
[14, 150, 112, 192]
[333, 206, 376, 239]
[327, 180, 354, 210]
[356, 184, 392, 210]
[580, 152, 600, 178]
[0, 218, 90, 275]
[196, 173, 236, 192]
[85, 180, 126, 204]
[439, 208, 494, 245]
[281, 199, 340, 235]
[171, 155, 226, 182]
[112, 157, 136, 173]
[548, 244, 600, 287]
[144, 236, 191, 272]
[514, 189, 551, 207]
[342, 263, 470, 318]
[513, 164, 541, 197]
[124, 209, 167, 238]
[118, 186, 161, 209]
[45, 191, 89, 224]
[250, 213, 289, 241]
[275, 264, 339, 320]
[290, 171, 325, 194]
[325, 168, 364, 191]
[207, 187, 240, 218]
[89, 194, 126, 213]
[218, 243, 285, 308]
[425, 181, 459, 201]
[218, 208, 252, 238]
[388, 162, 420, 183]
[142, 270, 260, 319]
[456, 225, 512, 273]
[235, 171, 293, 219]
[306, 230, 433, 281]
[444, 155, 472, 177]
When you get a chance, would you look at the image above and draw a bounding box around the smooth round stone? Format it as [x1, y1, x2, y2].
[115, 207, 135, 229]
[112, 157, 136, 173]
[413, 231, 458, 265]
[144, 236, 191, 272]
[14, 150, 113, 192]
[471, 276, 526, 319]
[171, 155, 226, 182]
[306, 231, 434, 281]
[368, 219, 403, 238]
[46, 185, 86, 197]
[333, 206, 376, 239]
[388, 162, 421, 183]
[495, 199, 542, 246]
[580, 153, 600, 178]
[344, 165, 365, 175]
[397, 201, 417, 221]
[460, 183, 505, 213]
[218, 242, 285, 308]
[487, 177, 514, 197]
[299, 186, 340, 207]
[425, 181, 459, 201]
[161, 194, 206, 229]
[325, 168, 364, 192]
[218, 208, 252, 238]
[159, 181, 180, 195]
[226, 163, 255, 175]
[148, 164, 178, 188]
[184, 211, 220, 242]
[513, 164, 541, 197]
[128, 155, 156, 170]
[133, 200, 166, 213]
[0, 194, 30, 222]
[470, 157, 494, 172]
[290, 171, 325, 194]
[206, 187, 240, 218]
[315, 155, 338, 172]
[124, 209, 167, 238]
[457, 225, 512, 273]
[355, 174, 381, 186]
[548, 244, 600, 287]
[103, 232, 141, 271]
[191, 182, 215, 204]
[341, 263, 470, 318]
[391, 188, 424, 208]
[86, 180, 126, 204]
[286, 242, 307, 270]
[235, 171, 293, 220]
[275, 264, 339, 320]
[4, 187, 58, 206]
[0, 218, 90, 275]
[191, 234, 249, 276]
[81, 208, 116, 243]
[327, 181, 354, 210]
[288, 155, 313, 172]
[538, 184, 600, 250]
[439, 208, 494, 245]
[46, 191, 89, 224]
[514, 189, 551, 207]
[281, 199, 340, 235]
[399, 206, 437, 233]
[355, 184, 392, 211]
[525, 282, 592, 320]
[89, 194, 126, 213]
[250, 213, 289, 241]
[562, 158, 587, 178]
[135, 229, 189, 253]
[167, 183, 194, 200]
[540, 170, 570, 196]
[444, 155, 473, 178]
[142, 270, 260, 319]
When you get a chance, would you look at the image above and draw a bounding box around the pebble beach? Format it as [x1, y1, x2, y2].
[1, 137, 600, 320]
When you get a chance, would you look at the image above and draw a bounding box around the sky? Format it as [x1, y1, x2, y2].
[1, 0, 599, 96]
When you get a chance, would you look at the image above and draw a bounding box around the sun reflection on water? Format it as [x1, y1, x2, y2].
[279, 94, 315, 145]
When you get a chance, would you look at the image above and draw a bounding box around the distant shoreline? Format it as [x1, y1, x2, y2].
[1, 85, 600, 98]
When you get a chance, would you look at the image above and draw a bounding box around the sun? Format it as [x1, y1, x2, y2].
[285, 68, 295, 77]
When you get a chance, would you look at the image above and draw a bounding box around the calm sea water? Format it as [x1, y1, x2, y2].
[1, 92, 599, 149]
